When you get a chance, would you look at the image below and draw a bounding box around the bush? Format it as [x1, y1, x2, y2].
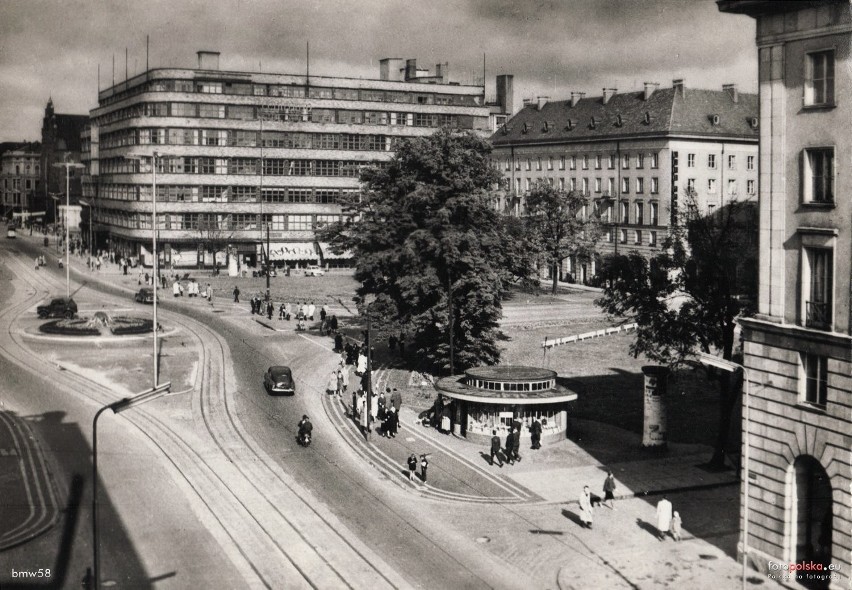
[39, 319, 100, 336]
[109, 317, 153, 335]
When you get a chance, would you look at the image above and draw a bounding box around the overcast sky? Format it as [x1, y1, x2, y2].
[0, 0, 756, 143]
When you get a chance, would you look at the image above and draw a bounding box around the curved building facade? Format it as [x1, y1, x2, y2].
[435, 365, 578, 444]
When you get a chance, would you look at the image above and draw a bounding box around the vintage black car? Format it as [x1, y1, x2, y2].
[37, 297, 78, 319]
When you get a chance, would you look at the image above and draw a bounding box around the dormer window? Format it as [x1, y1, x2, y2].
[615, 114, 623, 127]
[710, 114, 720, 126]
[590, 117, 597, 129]
[522, 122, 529, 134]
[644, 111, 651, 124]
[566, 118, 574, 130]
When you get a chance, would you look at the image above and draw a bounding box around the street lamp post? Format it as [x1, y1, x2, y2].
[52, 162, 85, 298]
[91, 382, 170, 590]
[697, 353, 750, 590]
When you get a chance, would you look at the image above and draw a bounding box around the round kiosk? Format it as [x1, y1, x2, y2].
[435, 366, 578, 445]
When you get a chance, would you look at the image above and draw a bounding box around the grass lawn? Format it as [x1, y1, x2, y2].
[261, 270, 737, 451]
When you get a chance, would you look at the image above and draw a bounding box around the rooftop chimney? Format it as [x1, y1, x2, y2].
[435, 62, 449, 83]
[496, 74, 514, 115]
[570, 92, 585, 107]
[197, 51, 220, 70]
[722, 83, 739, 103]
[602, 88, 617, 105]
[673, 79, 685, 97]
[380, 58, 405, 81]
[643, 82, 660, 101]
[537, 96, 549, 111]
[405, 58, 418, 81]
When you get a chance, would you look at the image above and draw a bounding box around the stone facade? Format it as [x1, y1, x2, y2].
[719, 1, 852, 587]
[490, 82, 758, 283]
[82, 54, 508, 269]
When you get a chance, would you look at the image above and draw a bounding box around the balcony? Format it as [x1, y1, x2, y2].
[806, 300, 831, 330]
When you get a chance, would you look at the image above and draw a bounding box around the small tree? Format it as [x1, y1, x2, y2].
[596, 190, 757, 467]
[319, 128, 523, 373]
[197, 214, 233, 269]
[524, 181, 603, 293]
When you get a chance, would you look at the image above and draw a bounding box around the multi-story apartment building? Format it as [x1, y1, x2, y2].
[0, 143, 40, 220]
[490, 82, 758, 283]
[82, 52, 511, 270]
[719, 1, 851, 586]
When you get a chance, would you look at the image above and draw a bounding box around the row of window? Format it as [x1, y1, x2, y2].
[604, 228, 659, 247]
[101, 127, 397, 152]
[515, 176, 661, 195]
[96, 183, 355, 204]
[599, 202, 660, 226]
[685, 153, 755, 171]
[1, 163, 40, 175]
[466, 379, 555, 392]
[1, 178, 35, 190]
[96, 102, 480, 129]
[685, 178, 756, 196]
[97, 209, 342, 232]
[506, 152, 661, 172]
[101, 78, 483, 108]
[101, 156, 367, 178]
[1, 191, 26, 205]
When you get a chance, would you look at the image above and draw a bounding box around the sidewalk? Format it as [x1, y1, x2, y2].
[318, 362, 737, 507]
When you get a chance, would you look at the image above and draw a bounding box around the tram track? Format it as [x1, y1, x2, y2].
[0, 249, 410, 589]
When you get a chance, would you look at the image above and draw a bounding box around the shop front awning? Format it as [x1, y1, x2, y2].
[266, 242, 318, 261]
[316, 242, 353, 260]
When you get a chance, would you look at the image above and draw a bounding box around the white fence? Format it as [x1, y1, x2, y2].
[542, 323, 638, 349]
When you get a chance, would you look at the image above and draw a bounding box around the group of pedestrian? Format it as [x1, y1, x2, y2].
[326, 364, 350, 397]
[407, 453, 429, 483]
[655, 495, 682, 542]
[574, 476, 682, 541]
[387, 332, 406, 357]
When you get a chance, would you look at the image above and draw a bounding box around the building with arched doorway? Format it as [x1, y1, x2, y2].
[719, 1, 851, 587]
[434, 366, 578, 445]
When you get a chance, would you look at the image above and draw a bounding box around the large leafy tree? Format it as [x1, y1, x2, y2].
[596, 190, 757, 467]
[319, 128, 523, 373]
[524, 180, 603, 293]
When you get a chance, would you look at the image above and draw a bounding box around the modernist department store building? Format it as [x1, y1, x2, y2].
[81, 52, 511, 270]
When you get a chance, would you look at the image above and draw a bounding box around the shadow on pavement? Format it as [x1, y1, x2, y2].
[0, 410, 153, 589]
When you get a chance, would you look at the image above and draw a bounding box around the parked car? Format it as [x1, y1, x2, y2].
[37, 297, 77, 319]
[263, 366, 295, 395]
[304, 265, 325, 277]
[134, 287, 158, 304]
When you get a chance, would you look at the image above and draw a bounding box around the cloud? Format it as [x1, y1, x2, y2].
[0, 0, 756, 141]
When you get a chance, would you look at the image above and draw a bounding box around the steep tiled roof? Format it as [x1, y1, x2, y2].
[491, 87, 757, 146]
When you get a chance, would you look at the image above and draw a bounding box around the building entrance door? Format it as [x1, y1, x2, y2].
[793, 455, 832, 588]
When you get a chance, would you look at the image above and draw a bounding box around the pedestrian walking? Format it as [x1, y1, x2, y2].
[529, 417, 542, 449]
[390, 388, 402, 412]
[398, 333, 405, 357]
[656, 496, 673, 541]
[420, 454, 429, 483]
[505, 429, 515, 465]
[336, 369, 344, 396]
[388, 334, 397, 353]
[490, 430, 503, 467]
[671, 511, 682, 542]
[334, 333, 343, 352]
[511, 427, 521, 463]
[279, 303, 286, 320]
[579, 485, 594, 529]
[341, 366, 349, 393]
[407, 454, 418, 481]
[330, 315, 338, 332]
[603, 471, 617, 509]
[387, 406, 398, 438]
[307, 302, 315, 320]
[326, 371, 338, 396]
[233, 286, 240, 303]
[267, 300, 274, 320]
